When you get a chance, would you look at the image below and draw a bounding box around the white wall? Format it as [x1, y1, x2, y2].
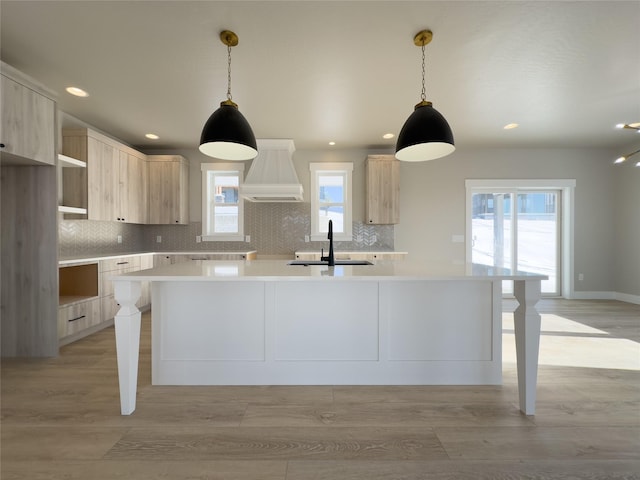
[395, 147, 621, 296]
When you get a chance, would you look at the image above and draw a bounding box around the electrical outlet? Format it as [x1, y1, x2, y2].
[304, 235, 310, 243]
[117, 235, 122, 244]
[156, 235, 162, 243]
[578, 273, 584, 281]
[196, 236, 201, 243]
[245, 235, 251, 243]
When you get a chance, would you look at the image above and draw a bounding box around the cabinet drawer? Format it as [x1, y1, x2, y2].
[58, 298, 101, 339]
[100, 256, 141, 273]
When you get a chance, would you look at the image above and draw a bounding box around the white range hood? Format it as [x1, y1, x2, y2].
[240, 139, 304, 202]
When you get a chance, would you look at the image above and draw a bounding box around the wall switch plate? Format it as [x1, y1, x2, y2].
[245, 235, 250, 243]
[304, 235, 310, 243]
[117, 235, 122, 244]
[196, 236, 201, 243]
[578, 273, 584, 281]
[156, 235, 162, 243]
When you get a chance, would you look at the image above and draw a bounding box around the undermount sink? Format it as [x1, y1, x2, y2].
[288, 260, 373, 266]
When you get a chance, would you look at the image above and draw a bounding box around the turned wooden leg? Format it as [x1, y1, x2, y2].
[113, 280, 142, 415]
[513, 279, 542, 415]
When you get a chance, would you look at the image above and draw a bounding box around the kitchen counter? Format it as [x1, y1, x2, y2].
[113, 259, 543, 281]
[59, 251, 257, 265]
[112, 260, 546, 417]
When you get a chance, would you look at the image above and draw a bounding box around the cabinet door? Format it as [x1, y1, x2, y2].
[148, 157, 188, 224]
[118, 151, 148, 224]
[1, 74, 55, 165]
[366, 155, 400, 224]
[87, 138, 119, 221]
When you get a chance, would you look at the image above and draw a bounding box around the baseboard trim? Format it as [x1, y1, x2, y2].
[615, 292, 640, 305]
[570, 291, 640, 305]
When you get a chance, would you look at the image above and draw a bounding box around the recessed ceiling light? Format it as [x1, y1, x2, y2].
[503, 123, 519, 130]
[383, 133, 395, 139]
[65, 86, 89, 97]
[328, 141, 336, 146]
[145, 133, 160, 140]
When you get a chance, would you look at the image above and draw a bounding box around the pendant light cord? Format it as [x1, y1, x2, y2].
[227, 44, 233, 102]
[420, 44, 426, 102]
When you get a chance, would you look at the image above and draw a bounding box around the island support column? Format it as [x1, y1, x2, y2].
[513, 279, 542, 415]
[113, 280, 142, 415]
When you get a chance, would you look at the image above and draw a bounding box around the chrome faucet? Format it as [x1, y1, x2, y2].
[320, 219, 335, 266]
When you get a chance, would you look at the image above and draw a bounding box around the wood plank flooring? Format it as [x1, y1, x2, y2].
[2, 298, 639, 479]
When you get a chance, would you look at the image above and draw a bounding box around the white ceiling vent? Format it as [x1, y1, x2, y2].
[240, 139, 304, 202]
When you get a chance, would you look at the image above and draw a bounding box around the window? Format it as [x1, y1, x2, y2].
[201, 163, 244, 241]
[310, 162, 353, 241]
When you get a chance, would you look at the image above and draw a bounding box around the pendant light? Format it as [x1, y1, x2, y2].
[614, 123, 640, 166]
[199, 30, 258, 161]
[395, 30, 455, 162]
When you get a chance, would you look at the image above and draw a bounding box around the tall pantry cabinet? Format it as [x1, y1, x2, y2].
[1, 62, 59, 357]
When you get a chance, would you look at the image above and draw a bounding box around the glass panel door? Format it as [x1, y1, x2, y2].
[471, 193, 512, 269]
[471, 190, 560, 296]
[516, 192, 560, 295]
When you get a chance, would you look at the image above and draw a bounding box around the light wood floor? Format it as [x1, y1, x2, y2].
[2, 299, 639, 479]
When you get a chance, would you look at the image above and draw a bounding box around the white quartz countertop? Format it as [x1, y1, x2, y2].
[111, 259, 547, 282]
[59, 251, 257, 265]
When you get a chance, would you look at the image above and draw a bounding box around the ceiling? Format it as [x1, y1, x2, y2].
[2, 1, 639, 155]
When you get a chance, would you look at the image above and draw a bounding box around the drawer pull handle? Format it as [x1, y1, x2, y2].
[116, 262, 129, 265]
[190, 258, 207, 260]
[69, 315, 86, 323]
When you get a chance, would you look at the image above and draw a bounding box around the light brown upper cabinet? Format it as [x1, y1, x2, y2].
[1, 67, 55, 165]
[119, 150, 148, 224]
[365, 155, 400, 224]
[147, 155, 189, 225]
[62, 128, 148, 223]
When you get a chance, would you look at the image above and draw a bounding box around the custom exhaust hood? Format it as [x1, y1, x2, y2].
[240, 139, 304, 202]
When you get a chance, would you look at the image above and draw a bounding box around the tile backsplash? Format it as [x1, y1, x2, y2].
[59, 202, 394, 258]
[58, 217, 146, 258]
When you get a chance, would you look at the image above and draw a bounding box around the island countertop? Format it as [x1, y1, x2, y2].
[111, 259, 547, 282]
[111, 258, 546, 417]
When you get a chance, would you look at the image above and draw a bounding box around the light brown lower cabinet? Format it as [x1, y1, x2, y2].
[58, 298, 101, 340]
[58, 253, 253, 345]
[58, 254, 153, 346]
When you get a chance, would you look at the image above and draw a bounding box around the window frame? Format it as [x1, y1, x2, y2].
[309, 162, 353, 241]
[201, 163, 245, 242]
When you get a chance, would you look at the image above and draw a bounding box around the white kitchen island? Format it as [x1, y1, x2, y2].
[112, 260, 545, 416]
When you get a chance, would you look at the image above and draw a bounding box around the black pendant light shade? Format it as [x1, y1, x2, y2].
[199, 30, 258, 161]
[199, 100, 258, 160]
[395, 100, 455, 162]
[395, 29, 455, 162]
